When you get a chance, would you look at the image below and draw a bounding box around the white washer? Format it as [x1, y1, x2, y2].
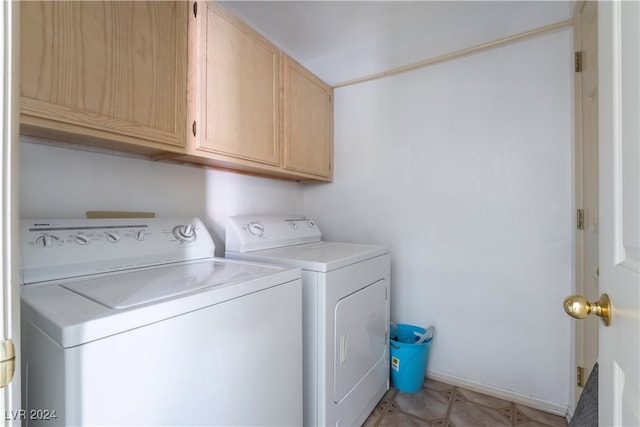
[20, 217, 302, 426]
[225, 215, 390, 427]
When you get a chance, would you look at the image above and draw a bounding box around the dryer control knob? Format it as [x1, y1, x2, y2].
[248, 222, 264, 237]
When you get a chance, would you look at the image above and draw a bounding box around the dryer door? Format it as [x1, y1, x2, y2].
[333, 278, 387, 402]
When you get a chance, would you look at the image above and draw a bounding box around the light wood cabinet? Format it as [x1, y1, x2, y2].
[20, 1, 188, 155]
[282, 54, 334, 180]
[190, 1, 280, 166]
[20, 0, 333, 181]
[183, 1, 334, 181]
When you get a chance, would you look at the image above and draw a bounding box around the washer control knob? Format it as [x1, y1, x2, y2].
[75, 234, 91, 245]
[106, 232, 121, 243]
[307, 221, 316, 228]
[290, 222, 298, 229]
[247, 222, 264, 237]
[135, 230, 146, 241]
[36, 234, 58, 248]
[173, 224, 197, 242]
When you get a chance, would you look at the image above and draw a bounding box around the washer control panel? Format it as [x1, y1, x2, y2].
[21, 217, 214, 284]
[226, 215, 321, 253]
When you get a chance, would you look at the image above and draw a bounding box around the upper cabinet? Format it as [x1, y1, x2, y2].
[20, 1, 189, 155]
[184, 2, 334, 181]
[282, 54, 334, 180]
[190, 2, 280, 166]
[20, 1, 334, 181]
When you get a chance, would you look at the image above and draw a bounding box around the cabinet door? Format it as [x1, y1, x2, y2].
[282, 55, 334, 180]
[192, 2, 280, 166]
[21, 1, 188, 150]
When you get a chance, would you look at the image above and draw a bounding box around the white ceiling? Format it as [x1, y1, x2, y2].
[221, 1, 573, 86]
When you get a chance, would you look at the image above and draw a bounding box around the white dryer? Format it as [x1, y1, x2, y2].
[226, 215, 390, 427]
[20, 217, 302, 426]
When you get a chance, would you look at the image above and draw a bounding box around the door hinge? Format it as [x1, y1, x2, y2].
[577, 366, 585, 387]
[193, 2, 197, 18]
[385, 287, 388, 301]
[0, 340, 15, 388]
[192, 121, 197, 137]
[575, 51, 583, 72]
[577, 209, 585, 230]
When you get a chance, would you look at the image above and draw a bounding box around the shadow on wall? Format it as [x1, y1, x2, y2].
[19, 139, 306, 258]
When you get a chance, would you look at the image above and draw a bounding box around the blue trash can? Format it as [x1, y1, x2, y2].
[390, 324, 433, 393]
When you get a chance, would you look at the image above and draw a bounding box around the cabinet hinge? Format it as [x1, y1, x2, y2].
[575, 51, 583, 72]
[193, 2, 197, 18]
[577, 209, 585, 230]
[192, 121, 197, 137]
[577, 366, 585, 387]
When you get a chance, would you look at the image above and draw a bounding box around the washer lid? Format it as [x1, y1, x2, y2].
[62, 260, 278, 309]
[227, 241, 389, 272]
[21, 258, 301, 348]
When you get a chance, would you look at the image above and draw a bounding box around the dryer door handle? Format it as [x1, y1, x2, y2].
[339, 333, 348, 366]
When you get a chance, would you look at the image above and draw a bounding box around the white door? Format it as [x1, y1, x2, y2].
[0, 0, 21, 424]
[598, 0, 640, 425]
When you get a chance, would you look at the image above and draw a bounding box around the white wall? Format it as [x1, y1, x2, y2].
[19, 139, 305, 256]
[303, 29, 573, 412]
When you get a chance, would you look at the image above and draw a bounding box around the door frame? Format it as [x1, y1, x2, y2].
[571, 0, 601, 417]
[572, 0, 585, 413]
[1, 0, 21, 422]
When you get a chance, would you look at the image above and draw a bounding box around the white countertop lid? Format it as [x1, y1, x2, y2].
[62, 259, 281, 309]
[226, 241, 389, 272]
[21, 258, 300, 348]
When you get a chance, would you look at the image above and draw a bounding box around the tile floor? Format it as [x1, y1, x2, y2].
[364, 379, 568, 427]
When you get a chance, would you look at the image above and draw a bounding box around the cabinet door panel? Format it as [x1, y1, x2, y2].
[194, 2, 279, 165]
[282, 55, 333, 179]
[21, 1, 187, 148]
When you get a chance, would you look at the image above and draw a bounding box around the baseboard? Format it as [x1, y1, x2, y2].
[427, 371, 570, 418]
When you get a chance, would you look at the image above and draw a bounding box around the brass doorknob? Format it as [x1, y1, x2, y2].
[563, 293, 612, 326]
